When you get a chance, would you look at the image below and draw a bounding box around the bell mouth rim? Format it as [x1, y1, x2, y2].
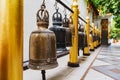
[28, 63, 58, 70]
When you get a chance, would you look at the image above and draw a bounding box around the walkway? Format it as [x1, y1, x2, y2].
[84, 42, 120, 80]
[23, 41, 120, 80]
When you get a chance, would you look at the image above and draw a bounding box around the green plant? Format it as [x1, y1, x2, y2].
[114, 15, 120, 28]
[110, 27, 120, 39]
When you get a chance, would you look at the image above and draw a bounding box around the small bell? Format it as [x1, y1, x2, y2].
[78, 22, 88, 50]
[63, 14, 72, 47]
[29, 4, 58, 70]
[78, 23, 85, 49]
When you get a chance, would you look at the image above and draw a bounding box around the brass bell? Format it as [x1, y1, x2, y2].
[29, 4, 58, 70]
[49, 9, 66, 51]
[78, 32, 85, 49]
[63, 14, 72, 47]
[78, 23, 87, 50]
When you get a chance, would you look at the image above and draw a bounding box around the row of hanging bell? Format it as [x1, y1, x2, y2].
[29, 3, 58, 70]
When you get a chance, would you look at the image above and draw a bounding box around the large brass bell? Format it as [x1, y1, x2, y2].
[29, 4, 58, 70]
[49, 8, 66, 51]
[63, 14, 72, 47]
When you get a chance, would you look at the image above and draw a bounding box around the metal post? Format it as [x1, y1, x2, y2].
[68, 0, 79, 67]
[0, 0, 23, 80]
[83, 6, 90, 56]
[83, 17, 90, 56]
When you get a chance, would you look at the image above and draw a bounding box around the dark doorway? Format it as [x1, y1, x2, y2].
[101, 19, 109, 45]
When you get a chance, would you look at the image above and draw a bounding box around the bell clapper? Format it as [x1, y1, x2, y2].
[41, 70, 46, 80]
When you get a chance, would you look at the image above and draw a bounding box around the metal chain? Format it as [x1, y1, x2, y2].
[54, 1, 59, 10]
[63, 7, 67, 16]
[42, 0, 45, 5]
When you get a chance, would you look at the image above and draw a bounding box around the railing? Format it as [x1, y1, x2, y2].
[56, 0, 92, 27]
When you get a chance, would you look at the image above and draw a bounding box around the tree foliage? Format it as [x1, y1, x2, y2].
[110, 27, 120, 39]
[91, 0, 120, 28]
[91, 0, 120, 14]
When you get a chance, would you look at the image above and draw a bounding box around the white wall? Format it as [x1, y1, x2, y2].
[24, 0, 93, 61]
[79, 0, 87, 25]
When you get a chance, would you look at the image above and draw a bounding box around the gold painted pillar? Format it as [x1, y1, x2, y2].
[83, 6, 90, 56]
[0, 0, 23, 80]
[68, 0, 79, 67]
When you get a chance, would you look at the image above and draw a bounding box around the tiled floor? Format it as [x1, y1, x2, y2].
[92, 65, 120, 80]
[84, 42, 120, 80]
[23, 41, 120, 80]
